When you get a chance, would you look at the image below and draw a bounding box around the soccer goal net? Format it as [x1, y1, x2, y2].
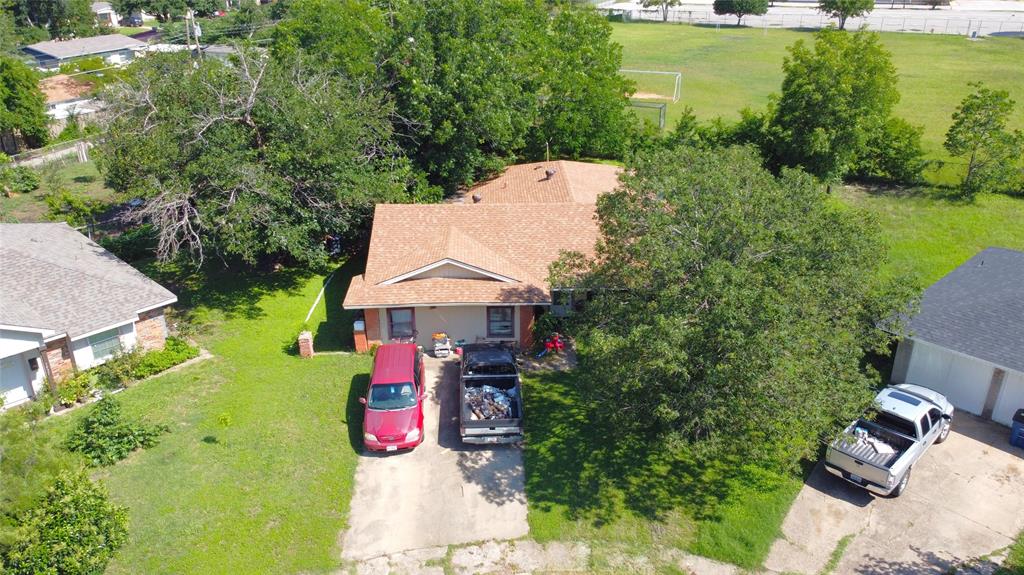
[620, 69, 682, 104]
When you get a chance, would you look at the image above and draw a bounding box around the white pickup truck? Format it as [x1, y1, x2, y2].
[825, 384, 954, 497]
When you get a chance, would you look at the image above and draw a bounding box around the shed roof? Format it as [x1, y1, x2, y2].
[24, 34, 145, 60]
[907, 247, 1024, 373]
[0, 223, 176, 339]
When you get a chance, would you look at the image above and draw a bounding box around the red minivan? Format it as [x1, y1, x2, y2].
[360, 343, 426, 452]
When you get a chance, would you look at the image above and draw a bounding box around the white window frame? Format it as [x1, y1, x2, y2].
[88, 328, 122, 361]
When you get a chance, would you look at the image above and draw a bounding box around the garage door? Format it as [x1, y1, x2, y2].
[992, 369, 1024, 427]
[0, 355, 32, 407]
[905, 339, 994, 416]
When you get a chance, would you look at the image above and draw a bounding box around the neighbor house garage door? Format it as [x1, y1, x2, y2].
[905, 339, 993, 416]
[992, 369, 1024, 427]
[0, 355, 32, 407]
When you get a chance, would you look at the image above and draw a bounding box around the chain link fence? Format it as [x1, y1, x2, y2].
[613, 9, 1024, 36]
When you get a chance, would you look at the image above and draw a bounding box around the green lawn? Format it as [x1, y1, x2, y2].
[612, 23, 1024, 165]
[39, 260, 369, 574]
[522, 370, 802, 570]
[839, 187, 1024, 287]
[1, 160, 117, 223]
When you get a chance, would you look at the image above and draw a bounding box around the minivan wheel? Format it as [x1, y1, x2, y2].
[890, 468, 911, 497]
[935, 420, 952, 444]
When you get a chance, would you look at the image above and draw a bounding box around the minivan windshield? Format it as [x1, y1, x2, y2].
[368, 383, 417, 410]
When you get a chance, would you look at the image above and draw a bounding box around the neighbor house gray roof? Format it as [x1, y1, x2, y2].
[24, 34, 145, 60]
[908, 247, 1024, 374]
[90, 2, 114, 12]
[0, 223, 176, 339]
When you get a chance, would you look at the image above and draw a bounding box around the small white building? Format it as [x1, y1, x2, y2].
[891, 248, 1024, 427]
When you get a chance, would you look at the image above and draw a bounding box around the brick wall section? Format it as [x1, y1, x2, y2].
[364, 308, 382, 346]
[519, 305, 535, 350]
[135, 308, 168, 352]
[42, 338, 74, 384]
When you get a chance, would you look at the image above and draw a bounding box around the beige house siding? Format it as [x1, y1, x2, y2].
[378, 305, 525, 349]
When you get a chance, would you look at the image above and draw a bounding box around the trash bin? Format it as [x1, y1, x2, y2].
[1011, 409, 1024, 449]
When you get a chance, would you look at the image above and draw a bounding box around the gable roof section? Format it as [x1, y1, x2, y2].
[344, 203, 599, 308]
[907, 247, 1024, 373]
[467, 160, 621, 204]
[0, 223, 177, 339]
[24, 34, 145, 60]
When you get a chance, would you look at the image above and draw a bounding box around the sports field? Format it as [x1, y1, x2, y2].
[612, 23, 1024, 163]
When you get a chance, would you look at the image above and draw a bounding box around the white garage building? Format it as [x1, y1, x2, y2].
[891, 247, 1024, 427]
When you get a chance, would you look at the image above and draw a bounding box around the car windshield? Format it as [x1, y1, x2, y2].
[368, 383, 417, 410]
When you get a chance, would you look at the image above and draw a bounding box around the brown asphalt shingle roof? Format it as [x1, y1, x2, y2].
[345, 161, 621, 308]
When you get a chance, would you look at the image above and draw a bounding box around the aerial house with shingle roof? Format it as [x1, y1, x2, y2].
[890, 247, 1024, 427]
[0, 223, 177, 408]
[343, 161, 621, 352]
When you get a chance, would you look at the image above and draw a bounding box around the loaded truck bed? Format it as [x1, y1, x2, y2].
[458, 344, 524, 445]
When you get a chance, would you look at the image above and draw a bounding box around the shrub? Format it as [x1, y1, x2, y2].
[99, 224, 158, 262]
[131, 337, 199, 379]
[44, 189, 106, 227]
[91, 348, 141, 391]
[0, 165, 41, 194]
[56, 372, 95, 407]
[65, 396, 168, 467]
[1, 470, 128, 575]
[853, 118, 927, 184]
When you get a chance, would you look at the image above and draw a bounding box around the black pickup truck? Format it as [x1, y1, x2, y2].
[458, 344, 524, 445]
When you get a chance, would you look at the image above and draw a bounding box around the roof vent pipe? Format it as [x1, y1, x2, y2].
[471, 193, 482, 204]
[544, 168, 557, 180]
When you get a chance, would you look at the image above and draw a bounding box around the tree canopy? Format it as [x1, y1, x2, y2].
[767, 29, 921, 183]
[6, 0, 98, 40]
[273, 0, 635, 192]
[817, 0, 874, 29]
[944, 83, 1023, 197]
[550, 145, 913, 468]
[99, 51, 418, 265]
[1, 55, 48, 148]
[712, 0, 769, 25]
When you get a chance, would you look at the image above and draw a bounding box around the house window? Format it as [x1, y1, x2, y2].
[88, 328, 122, 360]
[388, 308, 416, 340]
[487, 307, 514, 338]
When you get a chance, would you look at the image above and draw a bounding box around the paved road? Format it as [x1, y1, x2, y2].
[341, 356, 528, 561]
[766, 414, 1024, 575]
[603, 0, 1024, 35]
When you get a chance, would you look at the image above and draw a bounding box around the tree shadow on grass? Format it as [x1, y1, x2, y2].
[522, 370, 785, 530]
[138, 258, 315, 322]
[312, 256, 365, 352]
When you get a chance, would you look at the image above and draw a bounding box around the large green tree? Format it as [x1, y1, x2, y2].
[374, 0, 546, 191]
[7, 0, 98, 39]
[641, 0, 681, 22]
[530, 7, 635, 159]
[818, 0, 873, 29]
[275, 0, 634, 192]
[768, 29, 921, 183]
[550, 145, 913, 468]
[0, 55, 48, 149]
[712, 0, 769, 25]
[944, 83, 1023, 197]
[99, 50, 417, 265]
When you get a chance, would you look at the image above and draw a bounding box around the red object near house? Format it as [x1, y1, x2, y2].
[359, 343, 426, 452]
[544, 333, 565, 354]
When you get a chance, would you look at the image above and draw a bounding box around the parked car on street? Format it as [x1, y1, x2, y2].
[360, 343, 425, 452]
[825, 384, 954, 497]
[458, 344, 523, 445]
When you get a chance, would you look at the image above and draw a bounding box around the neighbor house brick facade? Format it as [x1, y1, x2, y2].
[1, 223, 177, 408]
[343, 161, 621, 352]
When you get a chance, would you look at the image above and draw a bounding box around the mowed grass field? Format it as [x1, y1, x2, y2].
[38, 262, 369, 574]
[613, 22, 1024, 284]
[613, 23, 1024, 161]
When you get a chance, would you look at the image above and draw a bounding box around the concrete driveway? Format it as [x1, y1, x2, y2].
[341, 356, 528, 561]
[767, 414, 1024, 575]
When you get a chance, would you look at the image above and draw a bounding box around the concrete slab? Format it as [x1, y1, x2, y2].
[766, 413, 1024, 575]
[341, 356, 528, 560]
